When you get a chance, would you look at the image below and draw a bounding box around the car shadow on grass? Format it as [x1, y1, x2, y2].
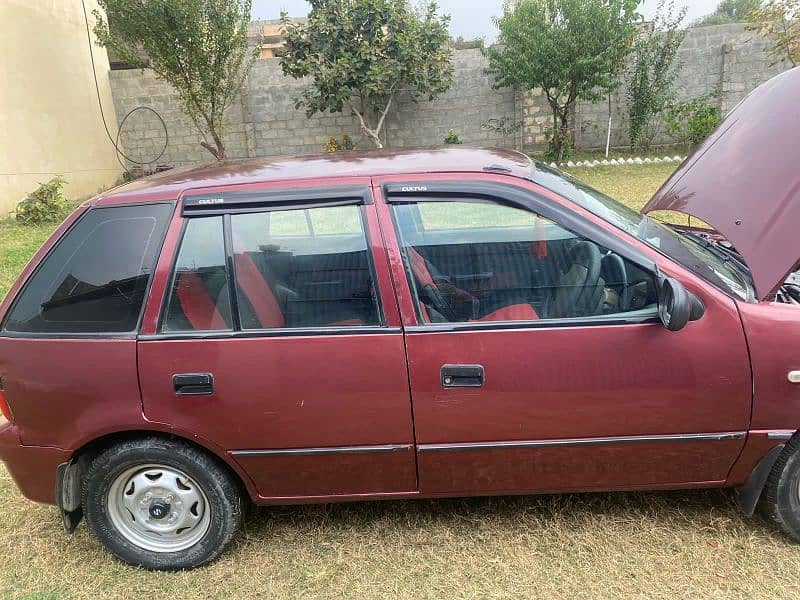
[238, 488, 788, 547]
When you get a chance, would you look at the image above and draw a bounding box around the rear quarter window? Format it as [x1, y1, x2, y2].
[2, 204, 172, 335]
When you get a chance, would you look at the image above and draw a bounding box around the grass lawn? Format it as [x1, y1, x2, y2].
[0, 163, 795, 599]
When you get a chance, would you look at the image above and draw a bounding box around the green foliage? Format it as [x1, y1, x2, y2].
[15, 178, 68, 225]
[280, 0, 454, 149]
[748, 0, 800, 66]
[443, 129, 462, 144]
[93, 0, 259, 160]
[627, 1, 687, 150]
[665, 96, 722, 148]
[486, 0, 639, 162]
[693, 0, 762, 26]
[324, 134, 356, 153]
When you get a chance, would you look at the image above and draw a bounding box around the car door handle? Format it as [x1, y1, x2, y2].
[173, 373, 214, 396]
[441, 364, 485, 388]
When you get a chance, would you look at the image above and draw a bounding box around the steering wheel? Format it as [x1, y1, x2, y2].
[601, 252, 629, 310]
[548, 241, 604, 318]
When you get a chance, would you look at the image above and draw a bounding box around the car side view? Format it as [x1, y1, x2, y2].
[0, 68, 798, 570]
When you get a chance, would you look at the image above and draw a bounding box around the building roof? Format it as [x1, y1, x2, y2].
[94, 147, 533, 205]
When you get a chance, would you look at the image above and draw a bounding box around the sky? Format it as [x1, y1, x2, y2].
[251, 0, 723, 42]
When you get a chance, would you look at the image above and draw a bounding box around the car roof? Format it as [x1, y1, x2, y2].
[94, 146, 534, 206]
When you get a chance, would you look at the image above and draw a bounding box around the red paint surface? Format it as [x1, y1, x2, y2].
[0, 147, 798, 509]
[644, 68, 800, 300]
[138, 334, 415, 498]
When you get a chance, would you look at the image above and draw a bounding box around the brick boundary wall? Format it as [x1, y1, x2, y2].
[108, 23, 790, 167]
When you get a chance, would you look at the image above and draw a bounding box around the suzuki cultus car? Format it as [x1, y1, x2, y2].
[1, 68, 799, 570]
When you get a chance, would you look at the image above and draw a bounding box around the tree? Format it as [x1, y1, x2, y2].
[486, 0, 640, 162]
[93, 0, 259, 161]
[627, 0, 687, 150]
[693, 0, 762, 26]
[280, 0, 454, 149]
[748, 0, 800, 66]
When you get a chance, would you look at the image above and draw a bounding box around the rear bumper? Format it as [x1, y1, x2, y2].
[0, 422, 70, 505]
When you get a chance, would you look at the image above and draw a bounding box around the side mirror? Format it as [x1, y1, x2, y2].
[658, 277, 705, 331]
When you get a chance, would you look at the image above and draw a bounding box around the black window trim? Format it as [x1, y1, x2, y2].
[384, 181, 662, 331]
[181, 185, 372, 217]
[153, 187, 390, 339]
[0, 201, 177, 340]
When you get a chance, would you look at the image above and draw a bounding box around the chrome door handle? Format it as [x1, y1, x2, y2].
[173, 373, 214, 396]
[441, 364, 485, 388]
[788, 371, 800, 384]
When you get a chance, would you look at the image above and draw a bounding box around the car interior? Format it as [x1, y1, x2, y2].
[162, 202, 660, 332]
[163, 211, 380, 331]
[394, 204, 659, 324]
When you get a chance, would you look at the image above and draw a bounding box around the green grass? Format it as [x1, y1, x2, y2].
[0, 220, 63, 301]
[2, 163, 796, 598]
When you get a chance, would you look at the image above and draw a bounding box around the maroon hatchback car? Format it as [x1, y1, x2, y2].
[1, 69, 799, 570]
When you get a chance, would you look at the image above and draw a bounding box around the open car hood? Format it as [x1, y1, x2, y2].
[643, 68, 800, 301]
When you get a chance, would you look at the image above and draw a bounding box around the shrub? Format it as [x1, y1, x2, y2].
[665, 97, 722, 148]
[324, 135, 356, 153]
[444, 129, 462, 145]
[16, 177, 68, 225]
[627, 1, 687, 150]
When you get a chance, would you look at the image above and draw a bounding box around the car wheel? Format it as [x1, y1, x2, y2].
[763, 434, 800, 542]
[82, 437, 243, 570]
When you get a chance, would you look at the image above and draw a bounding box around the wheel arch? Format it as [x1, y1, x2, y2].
[734, 430, 800, 516]
[56, 428, 258, 532]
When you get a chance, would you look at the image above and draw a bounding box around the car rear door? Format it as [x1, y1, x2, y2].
[138, 179, 417, 501]
[373, 174, 752, 496]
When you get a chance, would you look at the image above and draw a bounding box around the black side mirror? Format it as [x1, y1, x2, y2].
[658, 277, 705, 331]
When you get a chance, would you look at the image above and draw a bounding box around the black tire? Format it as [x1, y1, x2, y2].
[82, 437, 243, 570]
[762, 434, 800, 542]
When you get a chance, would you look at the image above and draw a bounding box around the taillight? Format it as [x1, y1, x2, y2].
[0, 378, 12, 422]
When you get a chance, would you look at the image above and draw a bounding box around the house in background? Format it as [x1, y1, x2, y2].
[0, 0, 123, 215]
[247, 19, 307, 59]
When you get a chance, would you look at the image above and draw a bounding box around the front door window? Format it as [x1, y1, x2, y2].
[391, 200, 658, 325]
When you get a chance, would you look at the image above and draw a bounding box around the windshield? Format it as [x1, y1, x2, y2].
[529, 162, 754, 301]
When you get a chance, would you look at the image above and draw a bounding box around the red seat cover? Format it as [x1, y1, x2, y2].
[406, 247, 436, 288]
[330, 318, 365, 326]
[475, 304, 539, 322]
[406, 247, 435, 322]
[234, 252, 285, 329]
[532, 217, 548, 259]
[176, 272, 227, 330]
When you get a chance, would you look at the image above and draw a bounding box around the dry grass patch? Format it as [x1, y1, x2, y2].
[1, 465, 798, 599]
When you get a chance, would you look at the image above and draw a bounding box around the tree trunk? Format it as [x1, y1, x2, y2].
[351, 100, 388, 149]
[557, 111, 570, 163]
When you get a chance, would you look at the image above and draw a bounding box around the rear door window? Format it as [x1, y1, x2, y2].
[3, 204, 172, 334]
[161, 204, 381, 332]
[161, 217, 232, 332]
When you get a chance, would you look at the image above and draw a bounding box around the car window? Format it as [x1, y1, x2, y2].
[231, 205, 380, 329]
[3, 204, 172, 334]
[392, 200, 658, 325]
[162, 217, 232, 332]
[530, 162, 754, 300]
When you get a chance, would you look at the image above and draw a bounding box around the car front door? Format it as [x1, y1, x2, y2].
[373, 175, 752, 496]
[138, 180, 417, 501]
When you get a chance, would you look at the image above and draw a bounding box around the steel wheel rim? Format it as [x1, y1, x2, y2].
[107, 464, 211, 553]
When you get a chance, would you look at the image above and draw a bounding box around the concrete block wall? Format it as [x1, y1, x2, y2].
[109, 49, 519, 167]
[574, 23, 790, 150]
[109, 23, 792, 166]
